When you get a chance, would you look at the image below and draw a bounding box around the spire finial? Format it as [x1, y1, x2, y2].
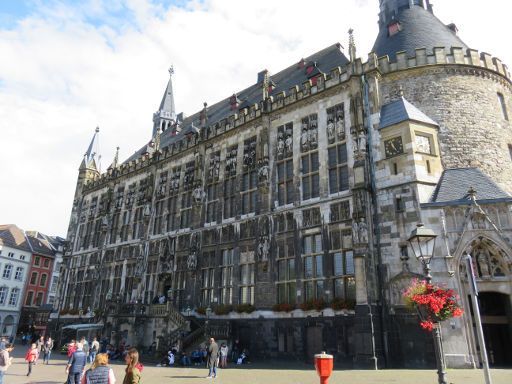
[168, 65, 174, 76]
[399, 85, 404, 97]
[95, 126, 100, 133]
[348, 28, 356, 62]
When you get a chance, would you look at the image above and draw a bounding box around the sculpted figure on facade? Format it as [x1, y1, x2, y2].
[327, 119, 336, 143]
[277, 132, 285, 157]
[258, 235, 270, 261]
[258, 160, 270, 184]
[301, 127, 309, 151]
[358, 218, 368, 243]
[192, 186, 206, 204]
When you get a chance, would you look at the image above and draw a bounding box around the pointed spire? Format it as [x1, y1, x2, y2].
[80, 127, 100, 171]
[153, 66, 177, 137]
[348, 28, 356, 62]
[109, 146, 120, 170]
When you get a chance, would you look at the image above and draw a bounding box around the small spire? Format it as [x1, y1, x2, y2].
[348, 28, 357, 62]
[398, 85, 404, 97]
[80, 127, 100, 171]
[262, 70, 269, 101]
[153, 66, 177, 137]
[110, 146, 120, 170]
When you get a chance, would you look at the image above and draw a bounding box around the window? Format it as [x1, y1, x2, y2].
[20, 255, 26, 261]
[239, 249, 255, 304]
[224, 145, 238, 219]
[330, 201, 351, 222]
[326, 103, 345, 143]
[43, 258, 50, 268]
[219, 249, 233, 305]
[40, 273, 47, 287]
[201, 251, 216, 305]
[498, 92, 509, 121]
[2, 265, 12, 279]
[300, 114, 318, 152]
[206, 151, 221, 223]
[132, 206, 144, 239]
[166, 192, 179, 232]
[180, 190, 193, 229]
[8, 288, 19, 306]
[0, 287, 7, 305]
[276, 237, 296, 304]
[25, 291, 34, 306]
[8, 252, 14, 258]
[277, 122, 295, 206]
[50, 276, 58, 293]
[330, 228, 355, 301]
[153, 199, 166, 235]
[14, 267, 23, 281]
[301, 152, 319, 200]
[241, 137, 258, 215]
[35, 292, 44, 306]
[328, 143, 349, 193]
[302, 234, 325, 301]
[30, 272, 38, 285]
[34, 256, 40, 266]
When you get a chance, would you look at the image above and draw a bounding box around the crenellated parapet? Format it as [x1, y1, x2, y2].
[364, 47, 511, 83]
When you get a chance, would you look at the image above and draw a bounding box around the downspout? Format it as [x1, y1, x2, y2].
[361, 74, 388, 367]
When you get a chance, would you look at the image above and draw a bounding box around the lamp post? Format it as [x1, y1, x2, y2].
[408, 223, 447, 384]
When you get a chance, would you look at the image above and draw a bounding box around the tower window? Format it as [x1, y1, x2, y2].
[508, 145, 512, 161]
[426, 160, 431, 174]
[388, 21, 401, 37]
[498, 93, 508, 121]
[393, 163, 398, 175]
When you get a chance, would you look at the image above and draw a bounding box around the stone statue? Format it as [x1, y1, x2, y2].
[357, 131, 366, 153]
[352, 220, 359, 243]
[358, 218, 368, 243]
[327, 119, 335, 143]
[476, 250, 491, 277]
[258, 163, 270, 183]
[285, 134, 293, 154]
[277, 133, 285, 157]
[301, 128, 309, 150]
[192, 187, 206, 204]
[258, 236, 270, 261]
[187, 250, 197, 270]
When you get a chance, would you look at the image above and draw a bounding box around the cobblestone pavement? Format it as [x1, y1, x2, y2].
[4, 347, 511, 384]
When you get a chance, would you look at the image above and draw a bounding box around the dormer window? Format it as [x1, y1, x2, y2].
[388, 20, 401, 36]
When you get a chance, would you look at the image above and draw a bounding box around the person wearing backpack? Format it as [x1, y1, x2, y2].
[25, 343, 39, 377]
[0, 343, 14, 384]
[81, 353, 116, 384]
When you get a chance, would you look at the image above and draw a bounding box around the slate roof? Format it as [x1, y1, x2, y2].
[0, 224, 31, 252]
[379, 96, 437, 129]
[428, 168, 512, 205]
[372, 5, 468, 61]
[125, 43, 349, 163]
[26, 234, 55, 257]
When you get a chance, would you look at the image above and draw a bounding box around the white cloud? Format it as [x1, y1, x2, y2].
[0, 0, 510, 236]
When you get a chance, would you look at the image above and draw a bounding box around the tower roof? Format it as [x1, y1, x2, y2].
[157, 67, 177, 121]
[379, 96, 437, 129]
[373, 1, 468, 61]
[79, 127, 100, 171]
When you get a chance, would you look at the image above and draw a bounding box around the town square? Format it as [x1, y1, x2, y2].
[1, 0, 512, 383]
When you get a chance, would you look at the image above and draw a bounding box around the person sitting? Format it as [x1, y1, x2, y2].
[180, 352, 191, 366]
[191, 349, 201, 365]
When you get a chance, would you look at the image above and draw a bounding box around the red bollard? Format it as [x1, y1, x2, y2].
[314, 352, 334, 384]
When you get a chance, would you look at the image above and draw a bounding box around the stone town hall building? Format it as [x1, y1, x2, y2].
[55, 0, 512, 368]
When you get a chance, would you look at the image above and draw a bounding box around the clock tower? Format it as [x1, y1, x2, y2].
[377, 94, 443, 203]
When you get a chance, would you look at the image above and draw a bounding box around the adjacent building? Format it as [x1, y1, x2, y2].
[57, 0, 512, 368]
[0, 225, 31, 338]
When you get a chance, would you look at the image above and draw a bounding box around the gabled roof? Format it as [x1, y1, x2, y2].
[125, 43, 350, 163]
[379, 96, 437, 129]
[0, 224, 31, 252]
[25, 233, 55, 257]
[428, 168, 512, 205]
[372, 4, 468, 61]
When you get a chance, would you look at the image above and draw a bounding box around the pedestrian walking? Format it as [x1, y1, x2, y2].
[219, 343, 228, 368]
[89, 337, 100, 364]
[67, 340, 77, 358]
[0, 343, 14, 384]
[206, 337, 219, 379]
[36, 336, 45, 360]
[43, 337, 54, 364]
[122, 348, 142, 384]
[66, 342, 87, 384]
[25, 343, 39, 377]
[81, 353, 116, 384]
[0, 338, 6, 351]
[81, 337, 90, 363]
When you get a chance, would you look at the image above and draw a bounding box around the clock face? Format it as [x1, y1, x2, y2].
[415, 135, 431, 154]
[384, 137, 404, 158]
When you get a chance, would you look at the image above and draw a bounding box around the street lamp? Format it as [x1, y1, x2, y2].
[407, 223, 437, 283]
[408, 223, 447, 384]
[205, 306, 212, 337]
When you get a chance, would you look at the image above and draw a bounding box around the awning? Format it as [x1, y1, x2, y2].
[62, 323, 104, 331]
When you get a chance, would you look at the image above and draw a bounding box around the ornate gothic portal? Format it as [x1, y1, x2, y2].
[458, 237, 512, 367]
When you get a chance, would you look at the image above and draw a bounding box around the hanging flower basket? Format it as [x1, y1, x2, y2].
[403, 279, 464, 332]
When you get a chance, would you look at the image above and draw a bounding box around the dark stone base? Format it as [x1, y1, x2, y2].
[353, 304, 383, 369]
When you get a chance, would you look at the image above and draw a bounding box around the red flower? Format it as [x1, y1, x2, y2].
[420, 320, 434, 332]
[452, 307, 464, 317]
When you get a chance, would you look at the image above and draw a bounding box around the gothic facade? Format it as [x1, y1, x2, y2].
[55, 0, 512, 368]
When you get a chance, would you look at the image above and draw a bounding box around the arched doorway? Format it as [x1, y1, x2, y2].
[458, 236, 512, 367]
